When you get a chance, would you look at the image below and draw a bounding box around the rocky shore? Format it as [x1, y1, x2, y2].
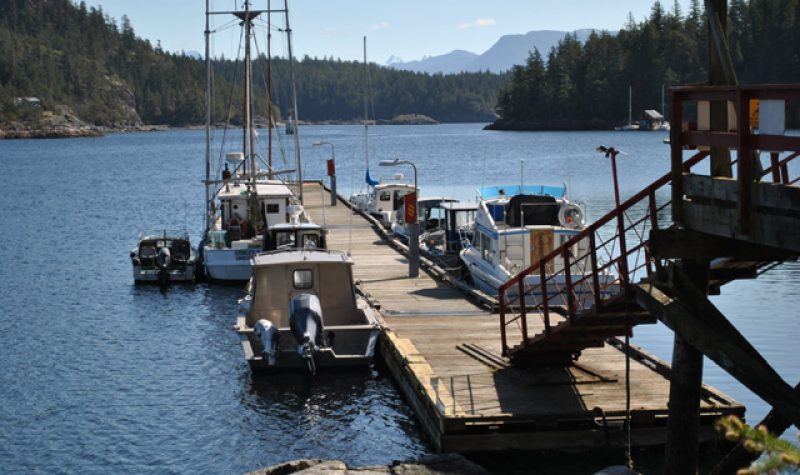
[245, 454, 489, 475]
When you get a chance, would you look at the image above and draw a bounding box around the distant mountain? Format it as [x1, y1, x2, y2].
[387, 49, 479, 75]
[388, 29, 600, 74]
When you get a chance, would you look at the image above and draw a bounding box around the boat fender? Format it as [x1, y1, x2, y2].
[254, 319, 279, 366]
[558, 203, 585, 230]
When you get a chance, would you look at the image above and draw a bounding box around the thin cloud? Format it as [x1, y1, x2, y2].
[322, 27, 341, 37]
[457, 18, 496, 29]
[368, 21, 390, 31]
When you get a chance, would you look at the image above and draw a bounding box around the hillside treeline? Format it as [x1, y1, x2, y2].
[492, 0, 800, 130]
[0, 0, 506, 127]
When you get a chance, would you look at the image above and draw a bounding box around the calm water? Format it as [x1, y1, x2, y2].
[0, 123, 797, 474]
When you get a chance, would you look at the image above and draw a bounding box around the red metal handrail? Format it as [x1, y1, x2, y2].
[499, 112, 799, 356]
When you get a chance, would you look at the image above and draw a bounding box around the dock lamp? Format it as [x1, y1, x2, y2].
[379, 158, 419, 278]
[313, 140, 337, 206]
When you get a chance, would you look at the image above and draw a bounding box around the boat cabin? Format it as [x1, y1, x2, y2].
[440, 202, 478, 253]
[262, 223, 327, 251]
[217, 181, 294, 242]
[471, 185, 586, 276]
[134, 230, 193, 269]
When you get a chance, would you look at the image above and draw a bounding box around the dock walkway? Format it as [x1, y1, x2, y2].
[301, 182, 743, 452]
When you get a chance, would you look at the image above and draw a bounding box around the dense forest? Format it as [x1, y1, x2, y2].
[492, 0, 800, 130]
[0, 0, 507, 129]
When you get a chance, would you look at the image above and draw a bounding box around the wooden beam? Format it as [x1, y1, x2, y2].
[663, 259, 707, 475]
[636, 264, 800, 428]
[649, 228, 796, 260]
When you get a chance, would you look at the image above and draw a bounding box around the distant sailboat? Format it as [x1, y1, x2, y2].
[615, 85, 640, 131]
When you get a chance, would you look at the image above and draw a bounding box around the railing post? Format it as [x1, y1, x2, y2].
[737, 89, 752, 235]
[671, 89, 685, 224]
[499, 288, 507, 355]
[518, 278, 528, 343]
[589, 233, 601, 310]
[648, 189, 663, 277]
[563, 248, 575, 321]
[540, 261, 550, 334]
[770, 152, 781, 183]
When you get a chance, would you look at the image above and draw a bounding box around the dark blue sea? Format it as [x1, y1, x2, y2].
[0, 124, 797, 474]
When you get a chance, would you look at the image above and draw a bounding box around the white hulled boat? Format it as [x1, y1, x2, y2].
[460, 185, 615, 305]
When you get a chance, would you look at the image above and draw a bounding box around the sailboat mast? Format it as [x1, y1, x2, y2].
[363, 36, 370, 175]
[204, 0, 211, 232]
[267, 0, 273, 180]
[628, 85, 632, 124]
[284, 0, 303, 204]
[243, 0, 254, 182]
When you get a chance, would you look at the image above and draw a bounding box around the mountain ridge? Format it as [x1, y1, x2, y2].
[388, 29, 601, 74]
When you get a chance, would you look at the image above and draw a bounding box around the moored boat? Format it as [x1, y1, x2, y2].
[131, 229, 196, 285]
[460, 185, 616, 305]
[235, 249, 381, 374]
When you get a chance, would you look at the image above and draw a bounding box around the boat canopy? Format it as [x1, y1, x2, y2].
[479, 185, 566, 199]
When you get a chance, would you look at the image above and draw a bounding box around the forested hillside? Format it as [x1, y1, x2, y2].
[491, 0, 800, 130]
[0, 0, 507, 130]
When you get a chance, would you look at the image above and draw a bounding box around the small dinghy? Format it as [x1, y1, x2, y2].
[131, 230, 197, 286]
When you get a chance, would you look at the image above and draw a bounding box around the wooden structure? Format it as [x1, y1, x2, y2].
[300, 182, 744, 452]
[494, 84, 799, 473]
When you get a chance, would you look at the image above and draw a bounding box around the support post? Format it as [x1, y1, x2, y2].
[664, 259, 708, 475]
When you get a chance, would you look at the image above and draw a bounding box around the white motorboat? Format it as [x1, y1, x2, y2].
[419, 201, 478, 257]
[460, 185, 615, 306]
[350, 177, 417, 229]
[235, 249, 381, 374]
[391, 196, 458, 242]
[131, 230, 197, 285]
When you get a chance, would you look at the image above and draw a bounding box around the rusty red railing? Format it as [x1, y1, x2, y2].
[499, 84, 800, 357]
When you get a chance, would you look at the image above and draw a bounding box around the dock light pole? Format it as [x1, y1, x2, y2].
[313, 140, 337, 206]
[380, 158, 419, 278]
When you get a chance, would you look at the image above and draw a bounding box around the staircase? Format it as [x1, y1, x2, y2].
[499, 86, 800, 366]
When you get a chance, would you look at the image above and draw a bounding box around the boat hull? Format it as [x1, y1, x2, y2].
[132, 264, 196, 283]
[237, 317, 380, 371]
[203, 247, 259, 281]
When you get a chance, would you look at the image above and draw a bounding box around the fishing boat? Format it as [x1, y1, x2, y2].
[131, 229, 197, 285]
[235, 249, 381, 374]
[460, 185, 615, 305]
[200, 0, 306, 282]
[392, 196, 458, 242]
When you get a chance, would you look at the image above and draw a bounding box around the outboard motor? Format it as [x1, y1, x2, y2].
[254, 319, 279, 366]
[156, 246, 171, 289]
[289, 293, 326, 375]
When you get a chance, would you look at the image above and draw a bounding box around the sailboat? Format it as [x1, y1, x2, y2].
[349, 37, 417, 228]
[200, 0, 307, 282]
[615, 85, 640, 131]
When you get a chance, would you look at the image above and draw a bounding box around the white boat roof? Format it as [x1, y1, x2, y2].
[417, 196, 458, 204]
[252, 250, 351, 267]
[375, 182, 416, 190]
[218, 180, 294, 200]
[269, 222, 323, 231]
[440, 202, 478, 211]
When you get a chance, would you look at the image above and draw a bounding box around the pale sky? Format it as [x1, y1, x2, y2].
[79, 1, 690, 63]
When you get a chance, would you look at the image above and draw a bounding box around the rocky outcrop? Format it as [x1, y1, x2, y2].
[246, 454, 490, 475]
[0, 105, 102, 139]
[379, 114, 439, 125]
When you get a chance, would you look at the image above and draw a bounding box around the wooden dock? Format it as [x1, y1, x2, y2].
[300, 181, 744, 452]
